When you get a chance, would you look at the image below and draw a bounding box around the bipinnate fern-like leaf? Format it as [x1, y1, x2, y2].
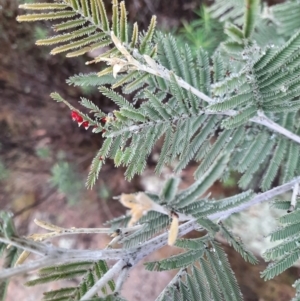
[208, 242, 243, 301]
[122, 214, 170, 248]
[262, 203, 300, 295]
[19, 0, 300, 192]
[0, 246, 19, 301]
[208, 0, 245, 25]
[174, 235, 211, 250]
[270, 1, 300, 38]
[17, 0, 156, 58]
[14, 1, 300, 300]
[150, 242, 243, 301]
[16, 0, 300, 294]
[219, 222, 258, 264]
[262, 250, 300, 281]
[160, 177, 180, 204]
[145, 248, 206, 272]
[177, 190, 254, 222]
[24, 259, 116, 301]
[0, 212, 19, 301]
[67, 73, 116, 87]
[292, 279, 300, 301]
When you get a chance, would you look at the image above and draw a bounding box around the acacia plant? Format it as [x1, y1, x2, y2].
[2, 0, 300, 300]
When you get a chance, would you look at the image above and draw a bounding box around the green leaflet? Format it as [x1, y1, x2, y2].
[270, 222, 300, 242]
[209, 0, 244, 25]
[19, 3, 68, 10]
[145, 248, 205, 271]
[238, 138, 275, 189]
[86, 137, 113, 188]
[122, 214, 170, 248]
[221, 106, 257, 129]
[157, 32, 185, 79]
[100, 87, 133, 109]
[67, 73, 115, 87]
[175, 235, 211, 250]
[197, 48, 211, 96]
[39, 262, 94, 275]
[224, 22, 244, 44]
[219, 223, 258, 264]
[212, 72, 247, 96]
[36, 25, 97, 45]
[283, 140, 300, 183]
[0, 212, 19, 301]
[176, 155, 229, 207]
[194, 129, 233, 178]
[262, 250, 300, 280]
[178, 190, 253, 218]
[17, 11, 77, 22]
[271, 2, 300, 37]
[207, 243, 243, 301]
[237, 132, 268, 173]
[196, 217, 220, 234]
[160, 177, 180, 204]
[208, 92, 253, 111]
[17, 1, 300, 297]
[199, 258, 224, 301]
[261, 137, 288, 191]
[140, 16, 157, 54]
[26, 270, 88, 286]
[119, 1, 128, 43]
[243, 0, 260, 38]
[263, 204, 300, 281]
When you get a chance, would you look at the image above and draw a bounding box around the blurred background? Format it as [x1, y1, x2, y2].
[0, 0, 299, 300]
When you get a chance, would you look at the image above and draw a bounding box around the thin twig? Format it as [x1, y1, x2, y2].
[0, 235, 52, 257]
[135, 176, 300, 261]
[108, 33, 300, 145]
[114, 263, 132, 295]
[251, 111, 300, 144]
[2, 177, 300, 281]
[80, 260, 125, 300]
[156, 268, 187, 301]
[209, 176, 300, 220]
[0, 257, 64, 280]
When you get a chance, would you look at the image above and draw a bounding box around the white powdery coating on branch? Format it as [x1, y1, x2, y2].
[209, 176, 300, 220]
[251, 112, 300, 144]
[1, 177, 300, 283]
[108, 32, 300, 144]
[121, 41, 300, 145]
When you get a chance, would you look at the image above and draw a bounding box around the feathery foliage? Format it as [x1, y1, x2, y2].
[262, 199, 300, 281]
[5, 0, 300, 300]
[26, 259, 116, 301]
[0, 212, 19, 301]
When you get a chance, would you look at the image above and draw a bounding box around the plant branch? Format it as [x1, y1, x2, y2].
[209, 176, 300, 220]
[80, 259, 125, 300]
[0, 235, 53, 257]
[30, 219, 142, 241]
[0, 257, 64, 280]
[1, 177, 300, 282]
[114, 263, 132, 295]
[156, 268, 187, 300]
[107, 33, 300, 145]
[251, 111, 300, 144]
[133, 175, 300, 262]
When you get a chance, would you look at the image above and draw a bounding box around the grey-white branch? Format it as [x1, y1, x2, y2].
[106, 32, 300, 145]
[1, 176, 300, 299]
